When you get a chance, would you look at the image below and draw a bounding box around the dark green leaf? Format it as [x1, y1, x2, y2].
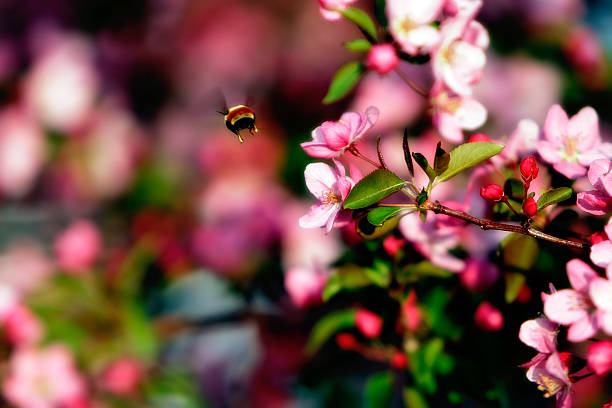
[375, 0, 387, 27]
[404, 387, 429, 408]
[537, 187, 572, 211]
[501, 233, 538, 270]
[340, 7, 378, 42]
[367, 206, 407, 226]
[503, 178, 525, 202]
[364, 259, 391, 287]
[435, 142, 504, 183]
[505, 272, 526, 303]
[412, 153, 436, 180]
[433, 142, 450, 175]
[357, 214, 400, 239]
[397, 261, 453, 284]
[344, 38, 372, 52]
[365, 372, 394, 408]
[344, 169, 406, 209]
[323, 61, 365, 104]
[305, 309, 356, 355]
[323, 264, 372, 301]
[403, 129, 414, 178]
[416, 189, 428, 206]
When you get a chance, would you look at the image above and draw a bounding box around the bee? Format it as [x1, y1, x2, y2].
[222, 104, 259, 143]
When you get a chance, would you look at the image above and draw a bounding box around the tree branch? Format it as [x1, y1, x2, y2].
[423, 200, 589, 250]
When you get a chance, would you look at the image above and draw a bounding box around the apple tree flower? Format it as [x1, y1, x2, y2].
[590, 218, 612, 274]
[299, 161, 354, 233]
[301, 106, 379, 158]
[386, 0, 444, 55]
[576, 158, 612, 215]
[317, 0, 357, 22]
[537, 105, 612, 179]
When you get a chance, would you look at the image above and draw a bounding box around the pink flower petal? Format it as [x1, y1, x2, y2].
[576, 190, 612, 215]
[566, 258, 599, 293]
[591, 241, 612, 268]
[568, 106, 600, 151]
[567, 313, 598, 342]
[587, 158, 612, 189]
[544, 289, 589, 325]
[543, 104, 569, 147]
[552, 161, 587, 179]
[536, 141, 562, 164]
[300, 142, 338, 159]
[590, 277, 612, 311]
[299, 203, 338, 229]
[304, 163, 338, 198]
[320, 121, 351, 151]
[436, 111, 464, 143]
[519, 317, 558, 354]
[455, 97, 487, 130]
[598, 309, 612, 335]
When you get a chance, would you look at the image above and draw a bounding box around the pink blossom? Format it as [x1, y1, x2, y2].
[54, 219, 102, 274]
[0, 241, 53, 296]
[366, 44, 398, 75]
[519, 317, 558, 355]
[537, 105, 611, 179]
[402, 289, 421, 331]
[3, 344, 87, 408]
[386, 0, 444, 55]
[398, 210, 465, 272]
[382, 235, 406, 258]
[474, 301, 503, 331]
[576, 159, 612, 215]
[301, 107, 379, 158]
[299, 161, 354, 233]
[543, 259, 602, 342]
[318, 0, 357, 21]
[100, 357, 144, 396]
[503, 119, 539, 161]
[284, 266, 328, 308]
[430, 83, 487, 143]
[460, 258, 499, 292]
[589, 218, 612, 273]
[355, 308, 383, 338]
[432, 16, 488, 96]
[3, 304, 43, 347]
[587, 340, 612, 376]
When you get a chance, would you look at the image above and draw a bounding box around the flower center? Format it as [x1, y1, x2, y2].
[536, 373, 564, 398]
[321, 190, 341, 205]
[559, 135, 578, 162]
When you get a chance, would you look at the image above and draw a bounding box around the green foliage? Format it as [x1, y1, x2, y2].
[412, 153, 436, 181]
[500, 233, 538, 271]
[367, 206, 410, 226]
[409, 338, 448, 394]
[537, 187, 572, 211]
[365, 372, 394, 408]
[344, 169, 406, 209]
[344, 39, 372, 52]
[397, 261, 453, 284]
[505, 272, 526, 303]
[404, 387, 429, 408]
[323, 264, 374, 301]
[323, 61, 365, 104]
[339, 7, 378, 42]
[145, 367, 209, 408]
[423, 288, 461, 340]
[435, 142, 504, 184]
[364, 259, 392, 287]
[433, 143, 450, 176]
[305, 309, 356, 355]
[503, 178, 525, 202]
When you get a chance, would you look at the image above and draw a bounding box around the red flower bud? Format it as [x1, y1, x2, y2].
[390, 352, 407, 370]
[474, 301, 504, 331]
[383, 236, 405, 258]
[587, 340, 612, 376]
[355, 308, 383, 339]
[591, 231, 608, 245]
[468, 133, 491, 143]
[480, 184, 504, 201]
[336, 333, 358, 350]
[523, 196, 538, 217]
[520, 157, 539, 182]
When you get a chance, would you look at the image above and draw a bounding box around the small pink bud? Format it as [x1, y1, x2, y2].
[520, 157, 539, 182]
[402, 289, 421, 331]
[480, 184, 504, 201]
[336, 333, 358, 350]
[100, 357, 144, 396]
[587, 340, 612, 376]
[383, 236, 405, 258]
[523, 196, 538, 217]
[515, 284, 532, 303]
[355, 308, 383, 339]
[474, 301, 504, 331]
[468, 133, 490, 143]
[591, 231, 608, 245]
[366, 44, 398, 75]
[390, 352, 407, 370]
[3, 303, 43, 346]
[460, 259, 499, 292]
[54, 219, 102, 274]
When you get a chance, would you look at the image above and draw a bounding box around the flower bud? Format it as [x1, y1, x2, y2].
[474, 301, 503, 331]
[460, 258, 499, 292]
[390, 352, 407, 370]
[523, 196, 538, 217]
[355, 308, 383, 339]
[591, 231, 608, 245]
[480, 184, 504, 201]
[336, 333, 358, 350]
[383, 235, 405, 258]
[587, 340, 612, 376]
[519, 157, 539, 182]
[366, 44, 398, 75]
[468, 133, 490, 143]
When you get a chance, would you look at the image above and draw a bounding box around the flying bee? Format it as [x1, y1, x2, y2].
[221, 104, 259, 143]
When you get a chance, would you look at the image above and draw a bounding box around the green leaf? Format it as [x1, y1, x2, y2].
[323, 264, 373, 301]
[340, 7, 378, 42]
[365, 372, 394, 408]
[503, 178, 525, 202]
[344, 38, 372, 52]
[416, 189, 428, 206]
[397, 261, 452, 284]
[505, 272, 526, 303]
[357, 214, 400, 239]
[323, 61, 365, 104]
[344, 169, 406, 209]
[364, 259, 391, 287]
[501, 233, 538, 271]
[435, 142, 504, 183]
[433, 142, 450, 175]
[305, 309, 356, 355]
[404, 387, 429, 408]
[375, 0, 388, 27]
[412, 153, 436, 180]
[368, 206, 409, 226]
[537, 187, 572, 211]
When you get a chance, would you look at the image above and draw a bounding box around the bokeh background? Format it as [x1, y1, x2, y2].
[0, 0, 610, 407]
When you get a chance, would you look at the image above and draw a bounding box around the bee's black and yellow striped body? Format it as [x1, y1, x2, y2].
[224, 105, 258, 143]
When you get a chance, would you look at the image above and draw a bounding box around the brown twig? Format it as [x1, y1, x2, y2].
[423, 200, 589, 250]
[394, 68, 428, 98]
[348, 146, 382, 169]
